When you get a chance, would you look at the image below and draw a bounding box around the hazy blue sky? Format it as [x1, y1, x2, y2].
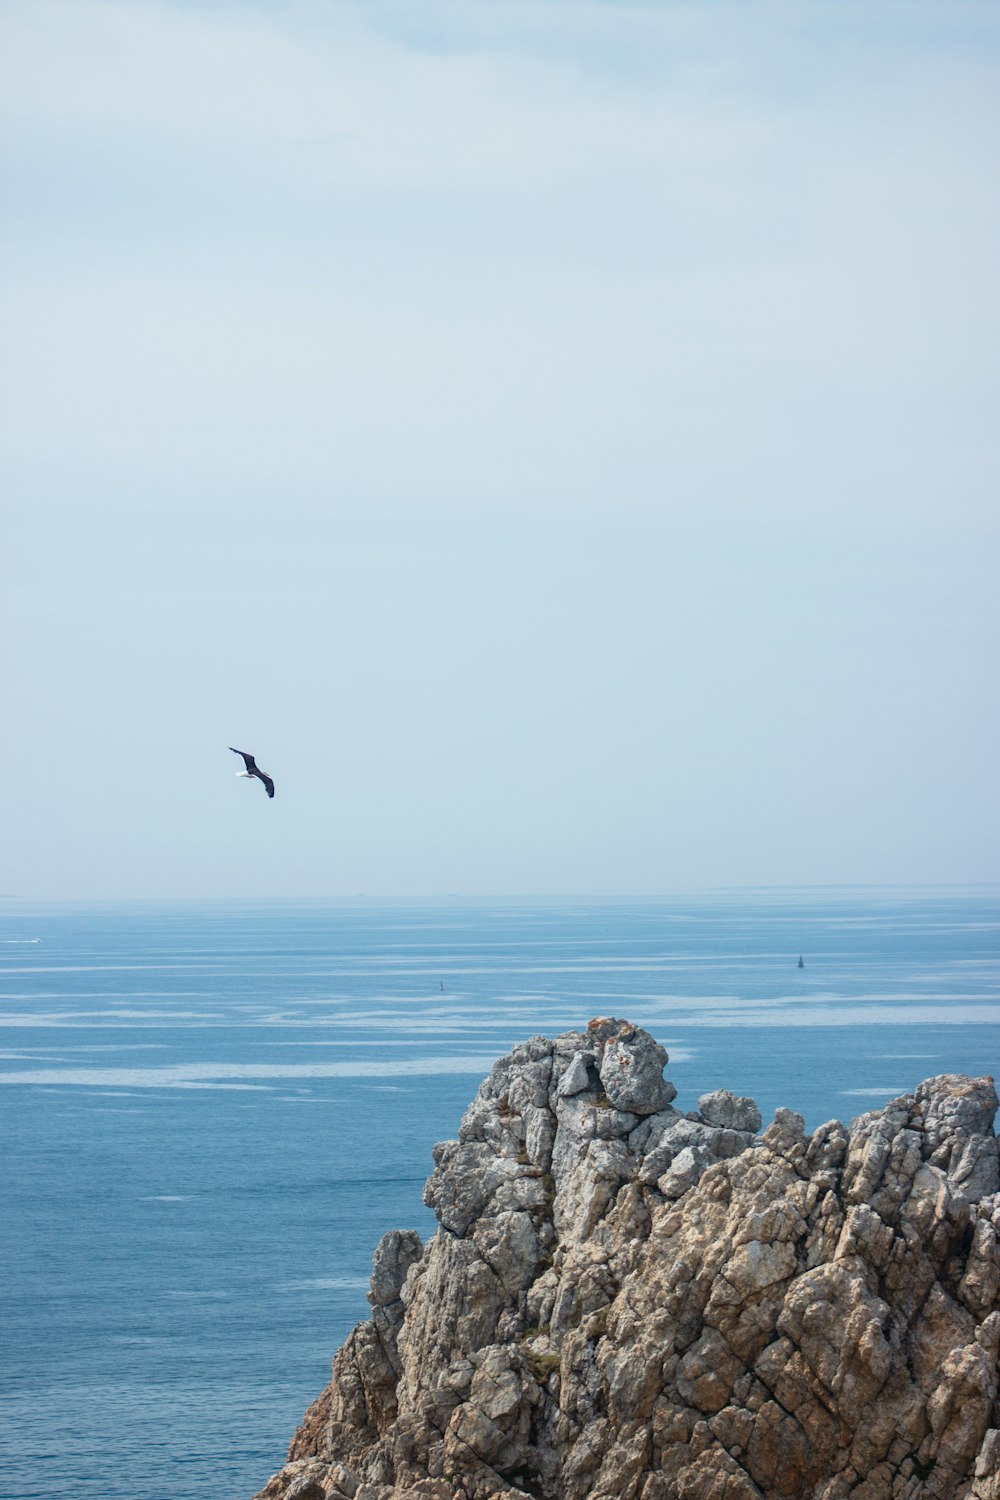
[2, 0, 998, 899]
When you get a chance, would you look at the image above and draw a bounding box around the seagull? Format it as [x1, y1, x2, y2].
[229, 747, 275, 799]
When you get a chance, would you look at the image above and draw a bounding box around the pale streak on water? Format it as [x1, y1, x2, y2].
[0, 891, 997, 1500]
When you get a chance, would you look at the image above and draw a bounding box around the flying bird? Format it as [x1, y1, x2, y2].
[229, 747, 275, 799]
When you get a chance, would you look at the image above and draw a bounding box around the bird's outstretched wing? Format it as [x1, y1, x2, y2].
[229, 746, 257, 773]
[258, 772, 275, 799]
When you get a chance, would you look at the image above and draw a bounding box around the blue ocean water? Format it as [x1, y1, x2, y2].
[0, 891, 997, 1500]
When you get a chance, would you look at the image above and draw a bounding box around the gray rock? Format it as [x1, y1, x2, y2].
[423, 1140, 502, 1235]
[551, 1094, 637, 1183]
[368, 1230, 422, 1309]
[471, 1209, 540, 1295]
[597, 1021, 676, 1115]
[918, 1072, 999, 1138]
[635, 1113, 755, 1187]
[917, 1073, 1000, 1203]
[773, 1105, 806, 1138]
[558, 1051, 592, 1098]
[628, 1106, 683, 1155]
[523, 1102, 556, 1169]
[284, 1476, 327, 1500]
[975, 1426, 1000, 1479]
[555, 1137, 633, 1238]
[698, 1087, 762, 1133]
[657, 1143, 714, 1198]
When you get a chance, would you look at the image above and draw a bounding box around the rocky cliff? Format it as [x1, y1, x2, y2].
[252, 1019, 1000, 1500]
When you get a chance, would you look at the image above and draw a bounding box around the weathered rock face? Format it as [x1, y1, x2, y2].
[252, 1019, 1000, 1500]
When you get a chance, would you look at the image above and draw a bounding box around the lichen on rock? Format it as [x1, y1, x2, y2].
[252, 1019, 1000, 1500]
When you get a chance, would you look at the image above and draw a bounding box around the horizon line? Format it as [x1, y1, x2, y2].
[3, 880, 1000, 906]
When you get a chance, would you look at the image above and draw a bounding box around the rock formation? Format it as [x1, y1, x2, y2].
[252, 1018, 1000, 1500]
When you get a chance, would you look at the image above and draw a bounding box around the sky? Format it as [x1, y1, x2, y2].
[1, 0, 998, 900]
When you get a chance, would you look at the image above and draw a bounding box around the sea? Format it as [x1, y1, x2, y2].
[1, 891, 997, 1500]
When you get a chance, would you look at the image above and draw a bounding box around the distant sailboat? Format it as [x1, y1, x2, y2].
[798, 955, 805, 969]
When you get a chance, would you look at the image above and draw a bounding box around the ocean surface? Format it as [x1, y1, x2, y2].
[1, 891, 997, 1500]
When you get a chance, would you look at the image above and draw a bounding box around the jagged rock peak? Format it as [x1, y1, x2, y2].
[252, 1022, 1000, 1500]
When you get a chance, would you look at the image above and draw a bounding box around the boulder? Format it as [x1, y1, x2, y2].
[698, 1088, 762, 1134]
